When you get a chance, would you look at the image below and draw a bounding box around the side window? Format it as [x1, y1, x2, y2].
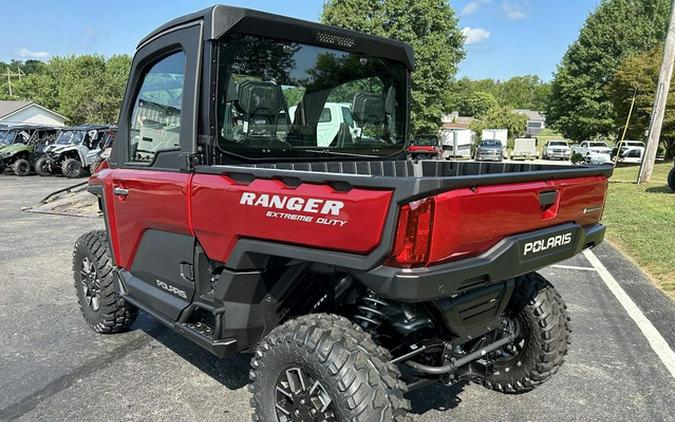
[319, 108, 332, 123]
[129, 51, 186, 163]
[341, 107, 355, 128]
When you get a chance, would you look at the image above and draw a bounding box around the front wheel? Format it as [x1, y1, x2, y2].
[73, 231, 138, 333]
[62, 157, 83, 178]
[34, 156, 52, 176]
[482, 272, 570, 394]
[11, 158, 31, 176]
[249, 314, 410, 422]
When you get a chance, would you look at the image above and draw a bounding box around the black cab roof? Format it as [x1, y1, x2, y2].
[138, 4, 415, 70]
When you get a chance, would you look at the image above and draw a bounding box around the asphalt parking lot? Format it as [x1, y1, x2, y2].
[0, 175, 673, 422]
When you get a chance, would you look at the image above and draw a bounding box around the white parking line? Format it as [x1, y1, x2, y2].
[550, 264, 597, 272]
[583, 249, 675, 379]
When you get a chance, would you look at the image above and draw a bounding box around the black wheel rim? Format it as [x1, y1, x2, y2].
[80, 257, 101, 312]
[275, 367, 336, 422]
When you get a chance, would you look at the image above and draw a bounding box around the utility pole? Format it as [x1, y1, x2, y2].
[5, 67, 24, 97]
[638, 0, 675, 183]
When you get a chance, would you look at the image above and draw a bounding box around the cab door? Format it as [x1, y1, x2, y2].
[103, 22, 203, 320]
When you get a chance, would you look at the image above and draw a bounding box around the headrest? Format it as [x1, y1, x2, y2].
[237, 80, 283, 117]
[352, 92, 385, 124]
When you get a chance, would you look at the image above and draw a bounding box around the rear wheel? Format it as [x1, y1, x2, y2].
[668, 165, 675, 191]
[73, 231, 138, 333]
[62, 157, 83, 178]
[34, 156, 51, 176]
[482, 272, 570, 394]
[249, 314, 410, 422]
[11, 158, 31, 176]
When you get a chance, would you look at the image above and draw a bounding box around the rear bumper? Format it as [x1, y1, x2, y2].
[356, 223, 605, 302]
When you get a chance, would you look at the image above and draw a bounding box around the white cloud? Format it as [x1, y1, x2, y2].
[461, 27, 491, 45]
[502, 2, 527, 20]
[461, 0, 491, 16]
[19, 48, 49, 59]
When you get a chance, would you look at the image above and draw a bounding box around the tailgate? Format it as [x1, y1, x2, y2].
[427, 175, 608, 264]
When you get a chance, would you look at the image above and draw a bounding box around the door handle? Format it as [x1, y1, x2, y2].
[113, 187, 128, 197]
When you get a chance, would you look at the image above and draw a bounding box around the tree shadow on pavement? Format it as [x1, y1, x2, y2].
[406, 380, 466, 415]
[132, 312, 252, 391]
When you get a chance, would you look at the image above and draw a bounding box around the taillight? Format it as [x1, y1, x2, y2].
[388, 197, 434, 267]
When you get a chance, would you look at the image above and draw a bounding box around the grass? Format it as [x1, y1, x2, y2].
[602, 162, 675, 299]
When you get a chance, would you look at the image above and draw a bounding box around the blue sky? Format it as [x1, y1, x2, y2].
[2, 0, 600, 81]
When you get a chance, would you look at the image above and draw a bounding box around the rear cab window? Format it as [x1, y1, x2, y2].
[215, 33, 407, 160]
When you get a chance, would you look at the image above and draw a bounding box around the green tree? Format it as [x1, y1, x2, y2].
[457, 91, 498, 116]
[9, 54, 131, 124]
[608, 45, 675, 158]
[500, 75, 550, 110]
[321, 0, 465, 133]
[470, 106, 528, 145]
[547, 0, 670, 141]
[13, 73, 59, 110]
[446, 76, 550, 114]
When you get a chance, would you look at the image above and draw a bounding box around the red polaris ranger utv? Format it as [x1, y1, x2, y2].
[73, 5, 613, 421]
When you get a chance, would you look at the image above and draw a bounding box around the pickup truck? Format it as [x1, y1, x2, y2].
[611, 140, 645, 163]
[543, 140, 572, 160]
[73, 6, 613, 420]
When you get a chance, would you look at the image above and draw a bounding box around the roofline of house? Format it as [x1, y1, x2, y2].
[0, 101, 67, 122]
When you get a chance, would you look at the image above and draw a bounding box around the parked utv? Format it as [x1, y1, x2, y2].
[37, 125, 112, 178]
[88, 127, 117, 174]
[73, 6, 613, 421]
[407, 134, 442, 160]
[0, 125, 59, 176]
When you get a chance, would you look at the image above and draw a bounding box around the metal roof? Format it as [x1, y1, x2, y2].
[0, 101, 31, 119]
[61, 125, 112, 131]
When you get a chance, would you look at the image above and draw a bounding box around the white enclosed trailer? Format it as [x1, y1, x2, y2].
[481, 129, 508, 145]
[439, 129, 473, 159]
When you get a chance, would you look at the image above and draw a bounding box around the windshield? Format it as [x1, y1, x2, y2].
[56, 130, 85, 145]
[413, 136, 437, 146]
[549, 141, 567, 146]
[0, 130, 17, 145]
[216, 33, 408, 159]
[590, 142, 607, 147]
[480, 139, 502, 148]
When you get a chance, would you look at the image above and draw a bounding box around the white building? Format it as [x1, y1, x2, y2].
[0, 100, 66, 127]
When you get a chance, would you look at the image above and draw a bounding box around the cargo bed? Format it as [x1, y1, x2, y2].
[198, 160, 613, 191]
